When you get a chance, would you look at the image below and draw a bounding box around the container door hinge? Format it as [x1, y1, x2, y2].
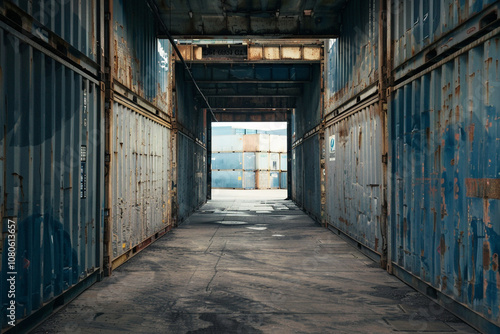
[382, 153, 388, 164]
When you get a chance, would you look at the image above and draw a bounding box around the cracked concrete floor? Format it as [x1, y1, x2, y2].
[33, 190, 478, 334]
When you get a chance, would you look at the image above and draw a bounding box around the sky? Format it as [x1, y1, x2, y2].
[212, 122, 287, 130]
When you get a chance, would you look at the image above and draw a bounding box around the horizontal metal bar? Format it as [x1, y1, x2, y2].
[194, 80, 308, 84]
[0, 19, 100, 84]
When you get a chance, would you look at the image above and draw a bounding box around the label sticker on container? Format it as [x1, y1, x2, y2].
[238, 176, 242, 180]
[329, 135, 336, 161]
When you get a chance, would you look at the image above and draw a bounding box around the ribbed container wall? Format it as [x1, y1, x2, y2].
[389, 33, 500, 327]
[325, 102, 384, 254]
[243, 134, 270, 152]
[0, 26, 103, 328]
[270, 153, 280, 171]
[302, 135, 321, 219]
[243, 152, 256, 170]
[280, 153, 288, 171]
[243, 171, 256, 189]
[391, 0, 499, 77]
[3, 0, 98, 61]
[269, 135, 286, 152]
[110, 102, 171, 260]
[177, 133, 207, 220]
[280, 172, 288, 189]
[113, 0, 171, 111]
[325, 0, 378, 111]
[270, 172, 280, 189]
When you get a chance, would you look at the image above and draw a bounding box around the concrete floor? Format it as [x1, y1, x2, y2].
[34, 190, 478, 333]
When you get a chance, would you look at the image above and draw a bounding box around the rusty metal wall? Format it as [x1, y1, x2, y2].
[325, 101, 384, 255]
[391, 0, 500, 80]
[0, 24, 103, 329]
[389, 30, 500, 329]
[2, 0, 99, 62]
[177, 133, 207, 221]
[110, 101, 171, 260]
[325, 0, 379, 112]
[113, 0, 171, 112]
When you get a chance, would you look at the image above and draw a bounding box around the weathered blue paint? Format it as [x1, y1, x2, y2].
[325, 0, 379, 112]
[3, 0, 98, 62]
[211, 135, 244, 152]
[211, 153, 243, 170]
[389, 32, 500, 327]
[114, 0, 171, 111]
[0, 26, 103, 329]
[392, 0, 499, 72]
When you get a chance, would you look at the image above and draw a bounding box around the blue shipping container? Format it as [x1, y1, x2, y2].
[270, 171, 280, 189]
[280, 172, 288, 189]
[212, 170, 243, 189]
[243, 152, 256, 170]
[211, 153, 243, 170]
[280, 153, 288, 171]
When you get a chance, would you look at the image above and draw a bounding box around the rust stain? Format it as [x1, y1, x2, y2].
[493, 253, 498, 272]
[483, 241, 491, 270]
[468, 123, 475, 143]
[374, 238, 379, 251]
[465, 178, 500, 199]
[439, 235, 446, 256]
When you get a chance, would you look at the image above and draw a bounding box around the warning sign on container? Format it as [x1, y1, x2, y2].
[329, 135, 336, 161]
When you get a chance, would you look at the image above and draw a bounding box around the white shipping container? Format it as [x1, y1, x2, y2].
[270, 135, 287, 152]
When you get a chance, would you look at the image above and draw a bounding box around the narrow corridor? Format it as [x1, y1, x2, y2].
[34, 191, 477, 333]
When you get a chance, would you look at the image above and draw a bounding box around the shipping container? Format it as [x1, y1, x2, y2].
[1, 0, 99, 62]
[256, 171, 271, 189]
[389, 32, 500, 328]
[113, 0, 171, 111]
[325, 0, 379, 112]
[177, 133, 207, 220]
[302, 135, 321, 219]
[212, 126, 236, 136]
[270, 171, 280, 189]
[256, 152, 270, 170]
[211, 152, 243, 170]
[0, 26, 103, 329]
[391, 0, 500, 79]
[269, 134, 287, 152]
[243, 152, 256, 170]
[270, 153, 280, 171]
[280, 153, 288, 171]
[243, 134, 270, 152]
[212, 170, 243, 189]
[243, 171, 256, 190]
[110, 101, 171, 261]
[212, 135, 244, 152]
[325, 101, 384, 256]
[280, 172, 288, 189]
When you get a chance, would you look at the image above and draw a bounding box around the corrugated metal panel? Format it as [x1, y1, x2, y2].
[280, 172, 288, 189]
[256, 153, 270, 170]
[177, 133, 207, 220]
[211, 153, 243, 170]
[243, 171, 256, 190]
[325, 0, 379, 111]
[295, 64, 322, 139]
[292, 146, 303, 207]
[243, 152, 256, 170]
[212, 170, 243, 189]
[0, 27, 103, 328]
[269, 134, 287, 152]
[392, 0, 498, 72]
[113, 0, 171, 111]
[326, 102, 384, 254]
[280, 153, 288, 171]
[243, 134, 270, 152]
[3, 0, 98, 61]
[110, 101, 171, 260]
[302, 135, 321, 219]
[389, 33, 500, 327]
[270, 153, 280, 171]
[212, 135, 243, 152]
[270, 171, 280, 189]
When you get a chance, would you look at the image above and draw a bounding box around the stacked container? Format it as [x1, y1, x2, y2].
[211, 129, 287, 189]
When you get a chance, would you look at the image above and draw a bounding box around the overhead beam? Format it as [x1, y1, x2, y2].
[207, 96, 297, 109]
